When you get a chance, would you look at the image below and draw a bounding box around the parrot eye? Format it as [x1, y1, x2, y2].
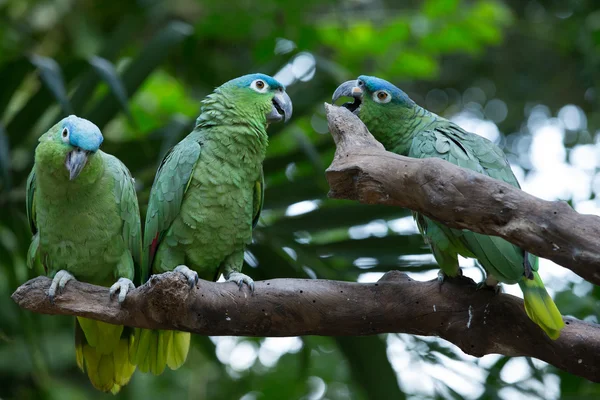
[251, 79, 269, 93]
[61, 127, 70, 143]
[373, 90, 391, 104]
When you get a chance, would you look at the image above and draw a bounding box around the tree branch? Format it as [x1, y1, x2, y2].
[11, 273, 600, 382]
[324, 103, 600, 285]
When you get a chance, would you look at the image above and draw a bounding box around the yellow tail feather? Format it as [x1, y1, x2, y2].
[75, 317, 136, 394]
[130, 328, 190, 375]
[518, 272, 564, 340]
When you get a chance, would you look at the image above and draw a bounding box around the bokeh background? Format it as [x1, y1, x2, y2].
[1, 0, 599, 399]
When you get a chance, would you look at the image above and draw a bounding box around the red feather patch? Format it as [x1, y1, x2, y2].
[148, 234, 160, 269]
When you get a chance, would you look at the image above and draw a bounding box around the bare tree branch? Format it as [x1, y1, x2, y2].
[324, 103, 600, 286]
[11, 273, 600, 382]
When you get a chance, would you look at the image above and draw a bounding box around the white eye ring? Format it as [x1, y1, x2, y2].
[250, 79, 269, 93]
[373, 90, 391, 104]
[61, 127, 70, 143]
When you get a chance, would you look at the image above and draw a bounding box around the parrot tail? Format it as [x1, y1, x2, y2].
[129, 328, 190, 375]
[75, 317, 136, 394]
[518, 272, 564, 340]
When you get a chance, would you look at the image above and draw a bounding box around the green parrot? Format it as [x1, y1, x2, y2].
[130, 73, 292, 375]
[26, 116, 142, 392]
[332, 75, 564, 339]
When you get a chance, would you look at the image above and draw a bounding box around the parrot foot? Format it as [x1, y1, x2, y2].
[48, 270, 76, 303]
[437, 268, 463, 284]
[225, 272, 255, 293]
[174, 265, 199, 289]
[109, 278, 135, 303]
[475, 277, 503, 294]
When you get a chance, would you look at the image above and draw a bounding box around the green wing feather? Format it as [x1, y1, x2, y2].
[133, 137, 200, 375]
[102, 152, 142, 270]
[143, 137, 201, 282]
[409, 124, 526, 281]
[26, 170, 40, 270]
[410, 122, 563, 337]
[26, 169, 37, 234]
[252, 167, 264, 229]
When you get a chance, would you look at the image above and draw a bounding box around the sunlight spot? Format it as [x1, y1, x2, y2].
[509, 164, 525, 184]
[388, 216, 419, 234]
[274, 38, 296, 55]
[349, 220, 388, 239]
[484, 98, 508, 123]
[302, 266, 317, 279]
[294, 231, 312, 244]
[451, 112, 500, 144]
[258, 337, 303, 368]
[357, 272, 384, 283]
[285, 162, 297, 181]
[463, 87, 487, 105]
[212, 336, 238, 364]
[292, 52, 316, 82]
[282, 246, 297, 261]
[570, 144, 598, 170]
[306, 376, 327, 400]
[529, 121, 565, 169]
[240, 393, 258, 400]
[229, 341, 258, 371]
[575, 199, 600, 216]
[500, 357, 531, 384]
[558, 104, 587, 131]
[244, 250, 259, 268]
[527, 104, 551, 132]
[353, 257, 378, 269]
[273, 63, 295, 86]
[286, 200, 319, 217]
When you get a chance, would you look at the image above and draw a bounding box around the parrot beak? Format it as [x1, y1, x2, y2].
[65, 148, 90, 180]
[267, 90, 293, 123]
[332, 80, 362, 114]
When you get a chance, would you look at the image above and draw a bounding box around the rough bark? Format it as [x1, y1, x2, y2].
[324, 103, 600, 286]
[11, 273, 600, 382]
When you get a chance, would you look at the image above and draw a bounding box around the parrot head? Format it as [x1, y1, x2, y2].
[332, 75, 416, 136]
[42, 115, 104, 180]
[220, 73, 293, 124]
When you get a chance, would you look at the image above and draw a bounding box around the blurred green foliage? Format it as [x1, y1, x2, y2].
[1, 0, 599, 399]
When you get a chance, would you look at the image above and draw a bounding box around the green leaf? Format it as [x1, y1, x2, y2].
[0, 58, 33, 119]
[88, 56, 133, 123]
[304, 234, 429, 259]
[0, 123, 10, 192]
[85, 21, 194, 128]
[336, 336, 405, 400]
[28, 55, 73, 116]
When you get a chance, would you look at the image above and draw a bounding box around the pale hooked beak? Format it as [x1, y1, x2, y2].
[332, 80, 363, 114]
[65, 148, 89, 180]
[267, 90, 293, 123]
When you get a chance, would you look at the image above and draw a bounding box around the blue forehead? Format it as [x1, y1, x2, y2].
[225, 73, 285, 91]
[358, 75, 411, 103]
[61, 115, 103, 152]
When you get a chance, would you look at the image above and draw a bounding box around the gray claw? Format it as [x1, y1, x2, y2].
[174, 265, 199, 289]
[109, 278, 135, 303]
[476, 280, 502, 293]
[437, 270, 446, 284]
[48, 270, 76, 303]
[226, 272, 255, 293]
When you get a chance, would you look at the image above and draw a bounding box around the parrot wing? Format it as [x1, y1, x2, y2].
[252, 166, 264, 229]
[143, 137, 201, 282]
[102, 151, 143, 270]
[409, 125, 526, 282]
[26, 169, 37, 234]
